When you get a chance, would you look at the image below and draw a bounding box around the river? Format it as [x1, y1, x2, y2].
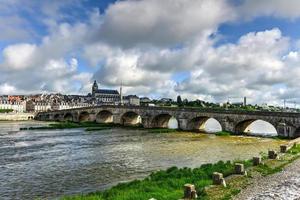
[0, 121, 285, 200]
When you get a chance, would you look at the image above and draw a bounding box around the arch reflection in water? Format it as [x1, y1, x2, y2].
[238, 119, 277, 136]
[188, 117, 222, 133]
[121, 111, 141, 126]
[168, 117, 178, 129]
[152, 114, 178, 129]
[96, 110, 113, 123]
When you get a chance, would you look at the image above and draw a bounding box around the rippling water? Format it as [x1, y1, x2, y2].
[0, 121, 285, 200]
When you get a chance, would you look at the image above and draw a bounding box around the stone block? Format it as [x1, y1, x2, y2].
[280, 145, 288, 153]
[268, 150, 278, 159]
[234, 163, 245, 175]
[212, 172, 224, 185]
[253, 157, 262, 166]
[220, 178, 227, 188]
[183, 184, 197, 199]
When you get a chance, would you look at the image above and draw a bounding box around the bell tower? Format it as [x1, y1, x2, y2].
[92, 80, 98, 96]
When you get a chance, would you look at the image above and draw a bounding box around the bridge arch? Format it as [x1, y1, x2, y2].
[235, 119, 277, 136]
[188, 117, 222, 133]
[121, 111, 141, 126]
[53, 114, 61, 121]
[96, 110, 113, 123]
[78, 111, 91, 122]
[63, 113, 74, 122]
[151, 113, 178, 129]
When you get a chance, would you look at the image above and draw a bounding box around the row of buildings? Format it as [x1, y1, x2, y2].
[0, 81, 151, 113]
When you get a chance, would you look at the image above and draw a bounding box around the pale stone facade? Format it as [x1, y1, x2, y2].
[0, 101, 26, 113]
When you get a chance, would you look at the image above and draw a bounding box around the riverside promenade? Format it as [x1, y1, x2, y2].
[235, 158, 300, 199]
[0, 113, 35, 121]
[235, 137, 300, 200]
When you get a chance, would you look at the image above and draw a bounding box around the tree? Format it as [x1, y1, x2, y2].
[177, 95, 183, 106]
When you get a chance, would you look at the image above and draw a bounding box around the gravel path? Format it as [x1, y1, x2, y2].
[235, 158, 300, 200]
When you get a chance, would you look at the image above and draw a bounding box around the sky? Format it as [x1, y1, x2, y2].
[1, 0, 300, 106]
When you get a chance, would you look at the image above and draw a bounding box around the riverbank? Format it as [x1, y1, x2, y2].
[20, 121, 184, 134]
[234, 157, 300, 199]
[0, 113, 35, 121]
[61, 141, 300, 200]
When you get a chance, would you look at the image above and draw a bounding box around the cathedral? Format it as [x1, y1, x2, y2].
[92, 80, 121, 105]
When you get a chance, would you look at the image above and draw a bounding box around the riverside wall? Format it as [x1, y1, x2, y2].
[0, 113, 35, 121]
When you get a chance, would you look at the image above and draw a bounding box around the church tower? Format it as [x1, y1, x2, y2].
[92, 80, 98, 96]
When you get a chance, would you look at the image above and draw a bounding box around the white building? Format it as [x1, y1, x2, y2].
[123, 95, 140, 106]
[34, 102, 52, 112]
[60, 103, 91, 110]
[0, 101, 26, 113]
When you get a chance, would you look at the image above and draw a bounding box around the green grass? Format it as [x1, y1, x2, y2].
[287, 144, 300, 155]
[148, 128, 178, 134]
[85, 127, 112, 131]
[62, 160, 241, 200]
[255, 164, 283, 176]
[215, 131, 232, 136]
[0, 109, 13, 113]
[20, 122, 115, 130]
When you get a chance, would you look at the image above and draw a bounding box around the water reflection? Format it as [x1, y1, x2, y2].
[245, 120, 277, 136]
[0, 121, 284, 199]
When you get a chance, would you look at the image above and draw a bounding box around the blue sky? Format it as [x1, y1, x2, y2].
[1, 0, 300, 105]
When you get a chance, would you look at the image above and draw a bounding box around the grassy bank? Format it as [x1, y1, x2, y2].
[61, 144, 300, 200]
[215, 131, 232, 136]
[148, 128, 179, 133]
[62, 160, 251, 200]
[20, 122, 115, 131]
[205, 144, 300, 199]
[0, 109, 13, 113]
[20, 122, 181, 134]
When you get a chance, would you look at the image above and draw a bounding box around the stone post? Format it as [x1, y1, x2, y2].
[253, 157, 262, 166]
[212, 172, 226, 187]
[183, 184, 197, 199]
[234, 163, 246, 175]
[268, 150, 278, 159]
[280, 145, 288, 153]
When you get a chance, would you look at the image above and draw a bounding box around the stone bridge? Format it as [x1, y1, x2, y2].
[35, 105, 300, 138]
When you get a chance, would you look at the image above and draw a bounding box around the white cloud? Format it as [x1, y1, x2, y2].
[238, 0, 300, 19]
[96, 0, 234, 48]
[0, 83, 16, 95]
[175, 28, 293, 103]
[2, 43, 37, 70]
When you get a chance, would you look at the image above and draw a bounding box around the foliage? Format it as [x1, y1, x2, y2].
[177, 95, 183, 107]
[255, 164, 283, 176]
[215, 131, 232, 136]
[85, 127, 112, 131]
[148, 128, 178, 133]
[287, 144, 300, 155]
[62, 161, 237, 200]
[20, 122, 116, 130]
[0, 109, 13, 113]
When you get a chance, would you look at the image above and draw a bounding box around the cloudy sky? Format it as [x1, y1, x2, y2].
[1, 0, 300, 105]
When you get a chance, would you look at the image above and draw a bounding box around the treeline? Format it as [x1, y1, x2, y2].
[0, 109, 13, 113]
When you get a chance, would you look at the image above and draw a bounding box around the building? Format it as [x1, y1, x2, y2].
[0, 101, 26, 113]
[92, 80, 121, 105]
[140, 97, 151, 106]
[34, 102, 52, 112]
[123, 95, 140, 106]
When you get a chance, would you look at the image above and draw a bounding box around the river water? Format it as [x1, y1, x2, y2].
[0, 121, 285, 200]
